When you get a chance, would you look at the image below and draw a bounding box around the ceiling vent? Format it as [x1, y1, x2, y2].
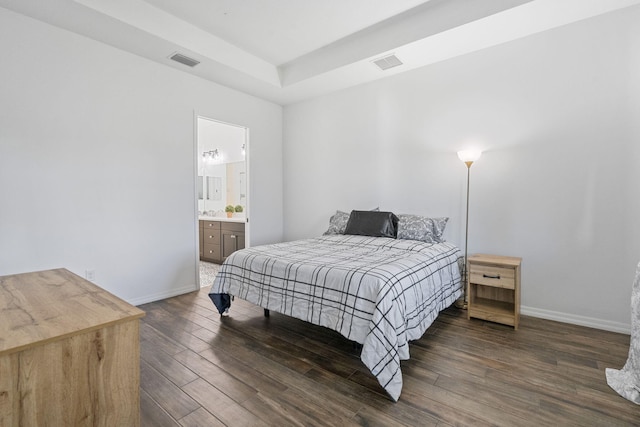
[372, 54, 403, 71]
[169, 53, 200, 68]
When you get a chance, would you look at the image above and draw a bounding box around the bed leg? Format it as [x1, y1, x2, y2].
[264, 309, 270, 317]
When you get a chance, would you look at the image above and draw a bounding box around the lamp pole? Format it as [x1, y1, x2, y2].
[456, 150, 481, 310]
[461, 160, 473, 309]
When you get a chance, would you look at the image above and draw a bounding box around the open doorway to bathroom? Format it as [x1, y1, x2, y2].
[195, 116, 249, 288]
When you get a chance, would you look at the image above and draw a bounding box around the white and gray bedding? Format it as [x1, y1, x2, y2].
[209, 233, 462, 401]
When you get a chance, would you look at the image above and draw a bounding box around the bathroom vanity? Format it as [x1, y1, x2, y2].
[199, 217, 246, 263]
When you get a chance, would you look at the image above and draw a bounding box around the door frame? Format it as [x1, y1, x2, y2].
[193, 114, 250, 289]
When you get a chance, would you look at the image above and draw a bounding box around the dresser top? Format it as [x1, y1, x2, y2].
[0, 268, 145, 356]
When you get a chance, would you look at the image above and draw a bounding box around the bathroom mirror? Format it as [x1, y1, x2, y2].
[197, 117, 247, 218]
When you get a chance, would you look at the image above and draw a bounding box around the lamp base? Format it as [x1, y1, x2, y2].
[454, 298, 468, 310]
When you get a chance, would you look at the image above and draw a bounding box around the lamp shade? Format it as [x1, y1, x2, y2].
[457, 150, 482, 163]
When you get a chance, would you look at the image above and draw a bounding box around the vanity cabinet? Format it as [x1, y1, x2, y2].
[200, 220, 221, 262]
[222, 222, 245, 260]
[199, 220, 245, 263]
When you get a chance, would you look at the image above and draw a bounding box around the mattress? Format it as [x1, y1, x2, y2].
[209, 234, 462, 401]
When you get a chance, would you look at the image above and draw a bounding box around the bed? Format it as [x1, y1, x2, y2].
[208, 211, 462, 401]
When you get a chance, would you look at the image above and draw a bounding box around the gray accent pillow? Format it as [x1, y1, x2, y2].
[343, 211, 399, 238]
[323, 210, 351, 235]
[397, 214, 449, 243]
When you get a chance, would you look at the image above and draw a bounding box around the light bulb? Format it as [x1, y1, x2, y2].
[457, 150, 482, 163]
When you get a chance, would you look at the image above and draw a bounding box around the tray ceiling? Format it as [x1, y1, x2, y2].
[1, 0, 638, 105]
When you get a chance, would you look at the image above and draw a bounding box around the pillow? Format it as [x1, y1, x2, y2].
[323, 210, 351, 235]
[323, 208, 380, 235]
[343, 210, 399, 238]
[397, 214, 449, 243]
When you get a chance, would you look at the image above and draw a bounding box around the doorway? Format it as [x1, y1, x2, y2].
[195, 116, 249, 288]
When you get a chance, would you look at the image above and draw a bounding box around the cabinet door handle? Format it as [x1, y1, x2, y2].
[483, 274, 501, 279]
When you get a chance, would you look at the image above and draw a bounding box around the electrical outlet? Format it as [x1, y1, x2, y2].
[85, 270, 95, 281]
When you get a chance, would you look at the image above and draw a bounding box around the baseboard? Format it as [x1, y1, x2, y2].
[127, 284, 198, 307]
[127, 289, 631, 334]
[521, 305, 630, 335]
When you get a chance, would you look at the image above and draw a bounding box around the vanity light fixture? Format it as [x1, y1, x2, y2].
[202, 149, 220, 163]
[456, 149, 482, 310]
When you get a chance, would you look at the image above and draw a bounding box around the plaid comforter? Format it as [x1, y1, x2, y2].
[209, 234, 462, 401]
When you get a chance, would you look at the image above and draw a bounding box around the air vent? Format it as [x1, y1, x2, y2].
[372, 54, 403, 71]
[169, 53, 200, 68]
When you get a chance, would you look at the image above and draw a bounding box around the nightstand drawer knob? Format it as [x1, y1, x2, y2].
[483, 274, 501, 279]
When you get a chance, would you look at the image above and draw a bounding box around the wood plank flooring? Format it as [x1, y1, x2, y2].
[138, 287, 639, 426]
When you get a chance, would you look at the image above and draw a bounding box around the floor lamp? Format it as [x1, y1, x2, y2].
[455, 149, 481, 310]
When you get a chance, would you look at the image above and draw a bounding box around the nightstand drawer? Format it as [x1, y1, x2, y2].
[469, 265, 515, 290]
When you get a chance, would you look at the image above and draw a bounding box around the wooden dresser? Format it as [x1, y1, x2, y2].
[0, 268, 145, 427]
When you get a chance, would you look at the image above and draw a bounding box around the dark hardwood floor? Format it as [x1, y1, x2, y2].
[138, 288, 639, 426]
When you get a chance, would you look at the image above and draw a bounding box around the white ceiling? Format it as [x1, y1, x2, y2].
[142, 0, 431, 66]
[2, 0, 639, 105]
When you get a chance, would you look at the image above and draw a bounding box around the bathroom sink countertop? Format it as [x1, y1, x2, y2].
[199, 215, 246, 223]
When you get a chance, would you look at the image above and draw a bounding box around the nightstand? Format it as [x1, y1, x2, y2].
[467, 254, 522, 329]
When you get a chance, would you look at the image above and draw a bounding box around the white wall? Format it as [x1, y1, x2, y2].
[283, 6, 640, 332]
[0, 8, 283, 304]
